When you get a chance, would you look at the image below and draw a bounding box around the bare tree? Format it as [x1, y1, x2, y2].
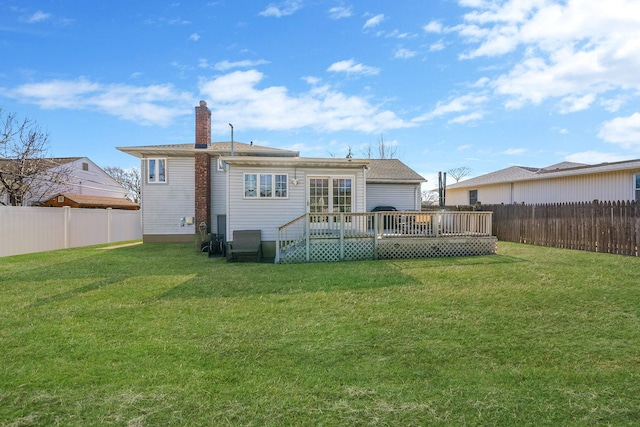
[447, 166, 472, 183]
[345, 145, 353, 158]
[421, 190, 438, 207]
[0, 109, 71, 206]
[104, 166, 141, 203]
[361, 134, 398, 159]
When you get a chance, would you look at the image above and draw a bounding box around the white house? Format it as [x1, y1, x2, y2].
[446, 160, 640, 206]
[0, 156, 129, 206]
[118, 101, 425, 257]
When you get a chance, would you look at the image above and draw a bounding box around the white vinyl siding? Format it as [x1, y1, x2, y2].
[366, 184, 420, 211]
[141, 157, 195, 235]
[227, 166, 365, 241]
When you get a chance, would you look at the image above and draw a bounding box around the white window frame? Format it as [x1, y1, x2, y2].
[147, 158, 167, 184]
[243, 173, 288, 199]
[635, 174, 640, 201]
[307, 175, 354, 215]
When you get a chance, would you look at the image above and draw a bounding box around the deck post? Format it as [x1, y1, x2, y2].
[339, 213, 345, 260]
[305, 214, 310, 262]
[373, 213, 378, 259]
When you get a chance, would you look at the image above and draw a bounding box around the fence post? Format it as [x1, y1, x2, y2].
[63, 206, 71, 249]
[107, 208, 113, 243]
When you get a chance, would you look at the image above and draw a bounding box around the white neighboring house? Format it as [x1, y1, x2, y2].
[446, 160, 640, 206]
[0, 157, 129, 206]
[117, 101, 425, 257]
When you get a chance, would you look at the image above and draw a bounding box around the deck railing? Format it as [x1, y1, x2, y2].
[276, 211, 493, 262]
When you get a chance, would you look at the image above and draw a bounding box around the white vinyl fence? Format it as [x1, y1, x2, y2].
[0, 206, 142, 257]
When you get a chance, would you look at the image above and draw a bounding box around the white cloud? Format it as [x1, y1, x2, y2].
[394, 48, 417, 59]
[363, 14, 384, 29]
[26, 10, 51, 23]
[429, 40, 445, 52]
[189, 33, 201, 41]
[565, 151, 631, 164]
[213, 59, 270, 71]
[328, 6, 352, 19]
[558, 94, 596, 114]
[2, 79, 192, 126]
[448, 111, 484, 124]
[423, 20, 443, 34]
[198, 70, 414, 133]
[448, 0, 640, 111]
[259, 1, 302, 18]
[327, 59, 380, 76]
[598, 112, 640, 149]
[600, 96, 628, 113]
[167, 17, 191, 25]
[413, 93, 488, 122]
[503, 148, 527, 155]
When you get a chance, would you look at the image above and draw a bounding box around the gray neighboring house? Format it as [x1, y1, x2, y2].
[446, 160, 640, 206]
[118, 101, 425, 257]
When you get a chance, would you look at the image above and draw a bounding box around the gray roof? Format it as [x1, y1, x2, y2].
[448, 158, 640, 189]
[117, 141, 299, 158]
[118, 141, 425, 183]
[366, 159, 425, 183]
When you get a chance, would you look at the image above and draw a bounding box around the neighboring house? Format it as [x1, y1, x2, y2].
[446, 160, 640, 206]
[41, 193, 139, 210]
[118, 100, 425, 257]
[0, 157, 129, 206]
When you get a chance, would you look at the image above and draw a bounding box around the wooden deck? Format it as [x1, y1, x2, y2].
[276, 211, 497, 264]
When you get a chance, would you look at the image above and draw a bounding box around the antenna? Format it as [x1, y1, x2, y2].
[229, 123, 234, 156]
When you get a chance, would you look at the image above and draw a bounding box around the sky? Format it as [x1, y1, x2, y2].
[2, 0, 640, 190]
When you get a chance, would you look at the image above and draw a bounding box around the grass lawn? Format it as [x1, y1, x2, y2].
[1, 242, 638, 426]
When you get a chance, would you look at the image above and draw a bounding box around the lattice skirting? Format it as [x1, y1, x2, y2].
[376, 236, 497, 259]
[279, 236, 497, 263]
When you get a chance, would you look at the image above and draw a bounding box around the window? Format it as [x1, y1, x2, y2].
[82, 162, 89, 171]
[332, 178, 352, 213]
[244, 173, 287, 198]
[275, 174, 287, 197]
[147, 158, 166, 183]
[469, 189, 478, 205]
[308, 176, 353, 219]
[636, 174, 640, 200]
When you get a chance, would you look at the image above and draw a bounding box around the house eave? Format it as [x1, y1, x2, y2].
[367, 178, 425, 185]
[220, 156, 370, 169]
[116, 143, 300, 159]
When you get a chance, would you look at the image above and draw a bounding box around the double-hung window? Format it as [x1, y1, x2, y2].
[244, 173, 287, 198]
[635, 174, 640, 200]
[147, 158, 166, 183]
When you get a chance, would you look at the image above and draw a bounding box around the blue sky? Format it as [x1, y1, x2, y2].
[2, 0, 640, 188]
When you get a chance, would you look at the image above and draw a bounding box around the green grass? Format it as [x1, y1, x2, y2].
[1, 242, 639, 426]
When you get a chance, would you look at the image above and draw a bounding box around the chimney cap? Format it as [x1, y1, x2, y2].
[199, 100, 207, 107]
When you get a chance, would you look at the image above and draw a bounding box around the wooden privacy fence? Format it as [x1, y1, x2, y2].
[483, 201, 640, 256]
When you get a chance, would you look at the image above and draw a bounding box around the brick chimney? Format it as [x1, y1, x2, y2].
[194, 101, 211, 239]
[195, 100, 211, 149]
